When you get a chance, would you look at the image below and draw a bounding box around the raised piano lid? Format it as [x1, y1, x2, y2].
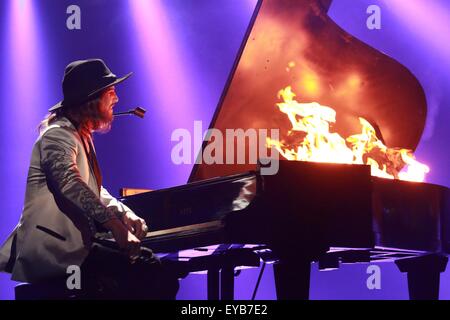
[189, 0, 427, 182]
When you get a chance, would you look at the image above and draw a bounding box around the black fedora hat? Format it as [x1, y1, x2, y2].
[49, 59, 132, 112]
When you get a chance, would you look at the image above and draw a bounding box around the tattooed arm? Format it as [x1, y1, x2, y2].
[40, 127, 118, 225]
[40, 127, 141, 256]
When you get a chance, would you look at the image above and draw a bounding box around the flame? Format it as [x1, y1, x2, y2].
[266, 86, 430, 182]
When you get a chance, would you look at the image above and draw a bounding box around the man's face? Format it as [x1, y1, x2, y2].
[99, 86, 119, 124]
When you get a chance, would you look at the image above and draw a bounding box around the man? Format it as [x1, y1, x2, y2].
[0, 59, 179, 299]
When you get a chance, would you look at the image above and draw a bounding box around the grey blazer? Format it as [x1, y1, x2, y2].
[0, 117, 132, 283]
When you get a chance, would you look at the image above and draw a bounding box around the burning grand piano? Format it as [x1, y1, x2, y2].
[108, 0, 450, 299]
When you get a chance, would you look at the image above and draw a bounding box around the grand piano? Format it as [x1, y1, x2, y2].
[109, 0, 450, 300]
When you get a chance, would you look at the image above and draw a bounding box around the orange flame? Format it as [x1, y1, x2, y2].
[266, 86, 430, 182]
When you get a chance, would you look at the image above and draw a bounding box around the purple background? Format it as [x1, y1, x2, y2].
[0, 0, 449, 300]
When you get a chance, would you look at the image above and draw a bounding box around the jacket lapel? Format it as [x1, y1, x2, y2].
[88, 139, 102, 191]
[82, 136, 102, 192]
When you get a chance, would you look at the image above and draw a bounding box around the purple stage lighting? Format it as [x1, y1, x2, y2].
[0, 0, 45, 300]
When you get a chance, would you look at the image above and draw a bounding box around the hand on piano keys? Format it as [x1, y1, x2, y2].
[121, 211, 149, 240]
[102, 218, 141, 260]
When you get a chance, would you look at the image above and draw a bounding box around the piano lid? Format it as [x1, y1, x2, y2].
[189, 0, 427, 182]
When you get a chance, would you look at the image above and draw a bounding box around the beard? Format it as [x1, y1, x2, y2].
[95, 104, 114, 133]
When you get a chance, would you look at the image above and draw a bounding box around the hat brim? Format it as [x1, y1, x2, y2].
[48, 72, 133, 112]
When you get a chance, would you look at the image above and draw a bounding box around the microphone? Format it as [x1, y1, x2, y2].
[113, 107, 146, 119]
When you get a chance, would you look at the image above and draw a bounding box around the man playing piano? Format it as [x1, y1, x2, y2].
[0, 59, 179, 299]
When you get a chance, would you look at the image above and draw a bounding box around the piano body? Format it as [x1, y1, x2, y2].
[117, 161, 450, 300]
[113, 0, 450, 299]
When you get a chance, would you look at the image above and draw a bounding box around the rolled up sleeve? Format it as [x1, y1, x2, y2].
[100, 186, 134, 219]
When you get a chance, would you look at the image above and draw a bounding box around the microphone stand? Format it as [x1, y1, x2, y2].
[113, 107, 146, 118]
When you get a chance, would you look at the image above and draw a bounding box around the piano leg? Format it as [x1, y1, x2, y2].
[207, 269, 220, 300]
[273, 259, 311, 300]
[221, 267, 235, 300]
[204, 248, 260, 300]
[395, 254, 448, 300]
[206, 267, 235, 300]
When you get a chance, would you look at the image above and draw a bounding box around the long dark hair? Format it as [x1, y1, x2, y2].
[39, 96, 112, 140]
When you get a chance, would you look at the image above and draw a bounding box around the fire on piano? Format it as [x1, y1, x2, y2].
[99, 0, 450, 299]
